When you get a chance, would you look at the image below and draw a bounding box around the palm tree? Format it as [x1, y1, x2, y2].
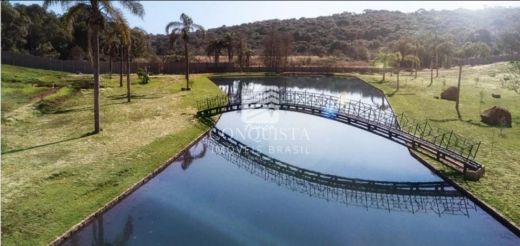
[393, 52, 403, 91]
[165, 13, 205, 90]
[403, 54, 421, 78]
[437, 41, 455, 70]
[374, 49, 399, 82]
[100, 24, 119, 80]
[223, 31, 236, 63]
[44, 0, 144, 133]
[206, 39, 224, 65]
[103, 22, 130, 87]
[245, 49, 255, 68]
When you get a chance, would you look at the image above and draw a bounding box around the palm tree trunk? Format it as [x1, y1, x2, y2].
[382, 63, 386, 82]
[184, 40, 190, 89]
[126, 47, 131, 102]
[414, 62, 418, 78]
[109, 55, 112, 79]
[428, 58, 433, 87]
[456, 62, 462, 119]
[435, 50, 439, 77]
[119, 46, 123, 87]
[396, 69, 400, 91]
[93, 26, 101, 134]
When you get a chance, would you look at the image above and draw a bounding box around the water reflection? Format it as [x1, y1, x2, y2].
[68, 215, 133, 246]
[178, 142, 207, 170]
[211, 76, 389, 109]
[205, 127, 476, 217]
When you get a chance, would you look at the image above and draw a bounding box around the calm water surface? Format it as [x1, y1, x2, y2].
[61, 77, 519, 246]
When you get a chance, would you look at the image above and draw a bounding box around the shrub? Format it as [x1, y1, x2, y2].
[137, 68, 150, 84]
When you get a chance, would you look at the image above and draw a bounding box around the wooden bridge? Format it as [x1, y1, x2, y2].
[205, 127, 476, 216]
[197, 89, 485, 180]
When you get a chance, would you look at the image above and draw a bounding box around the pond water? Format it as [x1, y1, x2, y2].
[61, 77, 519, 246]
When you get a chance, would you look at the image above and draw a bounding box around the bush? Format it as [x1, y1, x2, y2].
[137, 68, 150, 84]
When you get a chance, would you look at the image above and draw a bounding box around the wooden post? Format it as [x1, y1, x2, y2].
[439, 132, 446, 147]
[473, 142, 481, 160]
[446, 130, 453, 148]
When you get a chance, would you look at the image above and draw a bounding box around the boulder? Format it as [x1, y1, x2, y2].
[440, 86, 458, 101]
[480, 106, 512, 127]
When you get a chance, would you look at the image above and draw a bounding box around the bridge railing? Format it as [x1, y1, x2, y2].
[196, 89, 482, 161]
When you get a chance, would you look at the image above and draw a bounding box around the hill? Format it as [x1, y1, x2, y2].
[153, 8, 520, 59]
[2, 2, 520, 63]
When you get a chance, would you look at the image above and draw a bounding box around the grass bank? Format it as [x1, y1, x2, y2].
[351, 62, 520, 226]
[1, 65, 222, 245]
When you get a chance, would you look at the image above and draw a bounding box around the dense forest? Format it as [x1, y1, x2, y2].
[2, 1, 520, 67]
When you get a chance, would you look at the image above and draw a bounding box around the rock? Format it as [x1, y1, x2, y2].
[465, 166, 485, 181]
[480, 106, 512, 127]
[440, 86, 458, 101]
[492, 93, 501, 98]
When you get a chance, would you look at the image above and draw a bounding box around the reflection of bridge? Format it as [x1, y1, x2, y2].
[205, 127, 476, 216]
[197, 89, 484, 180]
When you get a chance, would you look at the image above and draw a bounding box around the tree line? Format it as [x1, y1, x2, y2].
[3, 2, 520, 67]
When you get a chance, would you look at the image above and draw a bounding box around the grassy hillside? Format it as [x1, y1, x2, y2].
[1, 65, 222, 245]
[354, 62, 520, 226]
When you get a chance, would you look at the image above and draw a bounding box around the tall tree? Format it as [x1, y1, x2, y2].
[236, 34, 249, 70]
[436, 41, 455, 69]
[223, 31, 236, 63]
[373, 49, 399, 82]
[117, 23, 131, 88]
[403, 54, 420, 77]
[245, 49, 255, 68]
[44, 0, 144, 133]
[100, 22, 122, 80]
[165, 13, 205, 90]
[393, 52, 403, 91]
[1, 2, 30, 52]
[206, 39, 224, 65]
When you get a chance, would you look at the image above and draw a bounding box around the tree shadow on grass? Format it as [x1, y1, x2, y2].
[53, 102, 126, 114]
[428, 118, 460, 123]
[386, 90, 416, 97]
[428, 117, 498, 129]
[2, 132, 94, 155]
[108, 94, 161, 101]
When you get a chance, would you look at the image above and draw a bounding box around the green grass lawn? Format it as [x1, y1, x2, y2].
[1, 65, 222, 245]
[351, 62, 520, 226]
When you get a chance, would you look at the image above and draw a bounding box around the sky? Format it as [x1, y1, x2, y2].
[13, 1, 520, 34]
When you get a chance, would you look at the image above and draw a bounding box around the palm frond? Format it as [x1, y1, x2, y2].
[190, 23, 205, 32]
[43, 0, 74, 9]
[165, 22, 182, 34]
[62, 3, 90, 32]
[118, 0, 145, 18]
[180, 13, 193, 25]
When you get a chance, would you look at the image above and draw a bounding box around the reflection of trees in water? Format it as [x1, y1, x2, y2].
[212, 76, 386, 100]
[370, 94, 391, 111]
[204, 128, 477, 217]
[178, 142, 207, 170]
[68, 215, 133, 246]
